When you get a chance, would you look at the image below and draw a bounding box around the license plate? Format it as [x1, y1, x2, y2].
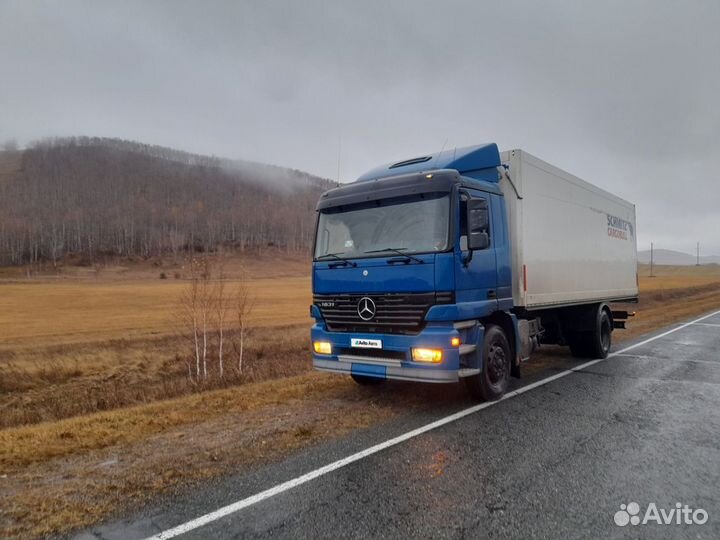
[351, 338, 382, 349]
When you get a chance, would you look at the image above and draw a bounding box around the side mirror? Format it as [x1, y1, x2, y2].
[467, 198, 490, 250]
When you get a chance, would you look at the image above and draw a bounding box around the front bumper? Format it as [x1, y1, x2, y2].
[313, 357, 460, 383]
[311, 321, 482, 383]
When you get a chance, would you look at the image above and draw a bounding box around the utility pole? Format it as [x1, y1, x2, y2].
[650, 242, 655, 277]
[697, 241, 700, 266]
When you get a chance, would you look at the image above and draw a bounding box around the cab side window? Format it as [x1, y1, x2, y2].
[460, 194, 491, 251]
[459, 197, 468, 251]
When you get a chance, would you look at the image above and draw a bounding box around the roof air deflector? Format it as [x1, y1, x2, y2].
[389, 156, 432, 169]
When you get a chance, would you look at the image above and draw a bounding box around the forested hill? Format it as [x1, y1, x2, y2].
[0, 137, 337, 265]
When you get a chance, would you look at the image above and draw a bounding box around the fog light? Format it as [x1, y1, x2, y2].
[451, 337, 461, 347]
[313, 341, 332, 355]
[412, 348, 443, 363]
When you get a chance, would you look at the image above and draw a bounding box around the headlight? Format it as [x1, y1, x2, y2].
[412, 348, 443, 363]
[313, 341, 332, 354]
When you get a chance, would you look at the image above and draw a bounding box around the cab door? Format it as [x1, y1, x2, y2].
[454, 190, 498, 317]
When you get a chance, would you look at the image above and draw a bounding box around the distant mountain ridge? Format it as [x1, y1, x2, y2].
[0, 137, 337, 265]
[638, 248, 720, 266]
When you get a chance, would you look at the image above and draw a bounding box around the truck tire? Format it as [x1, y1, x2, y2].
[351, 374, 385, 386]
[587, 308, 612, 359]
[465, 324, 511, 401]
[568, 307, 612, 359]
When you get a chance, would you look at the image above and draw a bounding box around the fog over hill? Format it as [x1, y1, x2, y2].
[0, 137, 336, 265]
[638, 248, 720, 266]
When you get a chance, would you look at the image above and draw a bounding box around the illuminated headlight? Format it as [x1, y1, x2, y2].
[412, 348, 443, 363]
[313, 341, 332, 355]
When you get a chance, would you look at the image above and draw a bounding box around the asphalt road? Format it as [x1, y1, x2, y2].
[77, 311, 720, 540]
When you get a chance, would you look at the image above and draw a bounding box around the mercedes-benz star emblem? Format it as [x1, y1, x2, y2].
[357, 297, 376, 321]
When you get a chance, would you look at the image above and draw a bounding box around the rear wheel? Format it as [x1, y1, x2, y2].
[351, 374, 385, 386]
[465, 324, 511, 401]
[567, 307, 612, 359]
[588, 308, 612, 359]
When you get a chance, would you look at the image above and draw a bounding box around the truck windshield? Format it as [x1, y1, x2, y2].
[314, 193, 450, 260]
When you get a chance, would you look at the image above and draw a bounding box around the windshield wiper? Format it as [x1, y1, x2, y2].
[364, 247, 424, 264]
[316, 252, 357, 267]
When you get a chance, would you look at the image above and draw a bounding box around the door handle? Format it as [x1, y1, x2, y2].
[487, 290, 497, 299]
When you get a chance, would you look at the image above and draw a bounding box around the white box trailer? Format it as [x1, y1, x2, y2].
[500, 149, 638, 309]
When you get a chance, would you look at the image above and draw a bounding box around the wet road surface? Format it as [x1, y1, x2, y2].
[77, 310, 720, 540]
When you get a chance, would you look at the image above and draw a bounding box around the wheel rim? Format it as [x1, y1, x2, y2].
[487, 340, 508, 385]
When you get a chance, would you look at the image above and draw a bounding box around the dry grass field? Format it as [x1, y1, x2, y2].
[0, 253, 313, 427]
[637, 262, 720, 291]
[0, 252, 310, 350]
[0, 278, 310, 351]
[1, 260, 719, 538]
[628, 263, 720, 337]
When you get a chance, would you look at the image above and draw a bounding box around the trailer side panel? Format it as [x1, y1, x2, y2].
[500, 149, 638, 308]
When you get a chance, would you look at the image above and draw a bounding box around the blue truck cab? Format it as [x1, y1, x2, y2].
[310, 143, 525, 400]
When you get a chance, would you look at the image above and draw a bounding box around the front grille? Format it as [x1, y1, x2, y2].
[313, 292, 454, 335]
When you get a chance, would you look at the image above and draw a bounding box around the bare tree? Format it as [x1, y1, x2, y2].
[234, 271, 254, 375]
[213, 261, 230, 379]
[196, 258, 214, 379]
[0, 137, 335, 266]
[177, 259, 203, 381]
[176, 257, 254, 382]
[2, 139, 18, 152]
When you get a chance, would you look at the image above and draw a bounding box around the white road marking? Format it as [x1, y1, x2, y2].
[694, 322, 720, 328]
[614, 353, 720, 366]
[143, 309, 720, 540]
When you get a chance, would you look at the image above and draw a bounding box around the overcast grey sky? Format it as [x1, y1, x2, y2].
[1, 0, 719, 253]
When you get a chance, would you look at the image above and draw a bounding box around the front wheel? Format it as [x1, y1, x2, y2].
[465, 324, 511, 401]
